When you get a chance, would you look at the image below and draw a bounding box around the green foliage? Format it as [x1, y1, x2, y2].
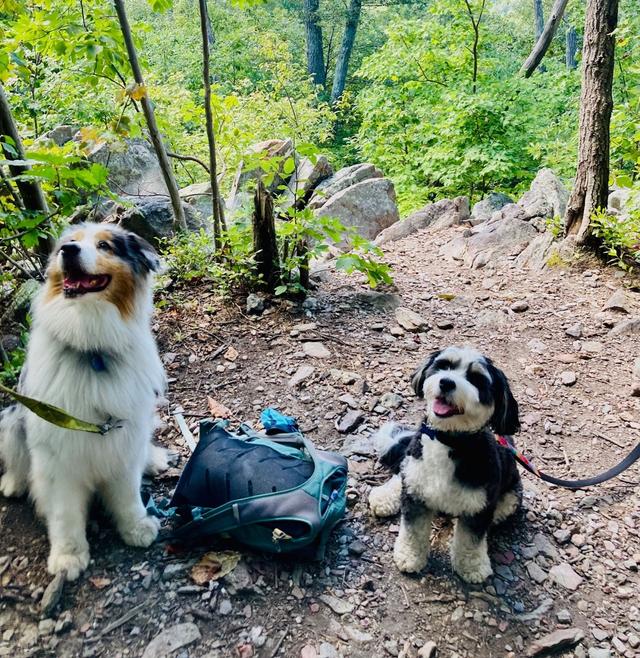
[161, 227, 257, 294]
[354, 7, 581, 212]
[591, 205, 640, 271]
[545, 215, 564, 239]
[0, 339, 26, 386]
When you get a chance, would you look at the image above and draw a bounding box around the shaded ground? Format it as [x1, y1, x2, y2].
[1, 223, 640, 658]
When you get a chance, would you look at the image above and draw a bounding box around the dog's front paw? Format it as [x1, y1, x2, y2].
[0, 472, 28, 498]
[451, 552, 493, 583]
[145, 444, 170, 477]
[369, 475, 402, 518]
[393, 537, 428, 573]
[48, 548, 90, 581]
[119, 515, 159, 547]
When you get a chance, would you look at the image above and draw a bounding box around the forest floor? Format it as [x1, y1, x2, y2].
[2, 222, 640, 658]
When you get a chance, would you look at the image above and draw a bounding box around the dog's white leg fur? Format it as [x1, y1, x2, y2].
[100, 469, 159, 548]
[492, 490, 520, 525]
[0, 410, 30, 498]
[369, 475, 402, 518]
[393, 506, 434, 573]
[145, 443, 169, 477]
[30, 467, 91, 580]
[450, 519, 492, 583]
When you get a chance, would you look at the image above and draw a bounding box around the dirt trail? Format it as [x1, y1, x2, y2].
[1, 224, 640, 658]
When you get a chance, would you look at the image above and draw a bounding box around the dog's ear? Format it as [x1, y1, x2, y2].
[126, 233, 161, 274]
[411, 349, 441, 398]
[486, 360, 520, 435]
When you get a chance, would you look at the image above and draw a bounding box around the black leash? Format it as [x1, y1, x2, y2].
[496, 435, 640, 489]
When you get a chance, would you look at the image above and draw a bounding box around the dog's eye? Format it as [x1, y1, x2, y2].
[97, 240, 112, 252]
[435, 359, 452, 370]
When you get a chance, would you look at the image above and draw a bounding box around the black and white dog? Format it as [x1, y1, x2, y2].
[369, 347, 521, 583]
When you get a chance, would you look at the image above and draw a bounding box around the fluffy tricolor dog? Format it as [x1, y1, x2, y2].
[0, 223, 168, 580]
[369, 347, 521, 583]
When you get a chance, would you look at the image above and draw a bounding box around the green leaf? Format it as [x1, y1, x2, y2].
[0, 382, 114, 435]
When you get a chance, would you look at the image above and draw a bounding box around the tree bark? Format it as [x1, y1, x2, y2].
[252, 181, 281, 292]
[303, 0, 326, 88]
[534, 0, 544, 39]
[564, 0, 618, 243]
[520, 0, 570, 78]
[198, 0, 226, 251]
[113, 0, 187, 232]
[330, 0, 362, 104]
[0, 83, 52, 258]
[565, 24, 578, 69]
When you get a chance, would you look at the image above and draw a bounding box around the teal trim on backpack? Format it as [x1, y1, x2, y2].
[166, 420, 348, 560]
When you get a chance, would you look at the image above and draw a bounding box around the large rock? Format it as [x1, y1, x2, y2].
[117, 196, 206, 245]
[180, 181, 214, 220]
[440, 169, 568, 269]
[470, 192, 513, 225]
[314, 177, 399, 242]
[518, 168, 569, 220]
[37, 124, 78, 147]
[281, 156, 333, 209]
[309, 163, 383, 210]
[227, 139, 294, 211]
[375, 197, 469, 245]
[441, 204, 538, 269]
[88, 138, 168, 196]
[85, 137, 168, 197]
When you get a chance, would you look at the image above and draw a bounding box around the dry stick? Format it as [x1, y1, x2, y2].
[166, 150, 210, 174]
[113, 0, 186, 232]
[198, 0, 226, 250]
[88, 602, 146, 641]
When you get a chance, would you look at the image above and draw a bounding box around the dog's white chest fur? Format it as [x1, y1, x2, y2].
[402, 435, 487, 516]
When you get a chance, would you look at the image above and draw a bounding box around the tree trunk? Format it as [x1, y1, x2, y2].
[520, 0, 570, 78]
[198, 0, 226, 251]
[113, 0, 187, 232]
[330, 0, 362, 104]
[252, 181, 281, 292]
[0, 83, 52, 258]
[534, 0, 544, 39]
[565, 24, 578, 69]
[303, 0, 326, 88]
[564, 0, 618, 243]
[462, 0, 486, 95]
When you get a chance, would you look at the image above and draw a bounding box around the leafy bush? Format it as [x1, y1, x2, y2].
[591, 207, 640, 271]
[161, 226, 257, 294]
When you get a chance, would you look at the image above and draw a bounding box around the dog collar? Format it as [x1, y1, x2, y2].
[419, 423, 481, 442]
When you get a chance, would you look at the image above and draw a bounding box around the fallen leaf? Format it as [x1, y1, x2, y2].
[224, 346, 239, 362]
[89, 576, 111, 590]
[190, 551, 241, 585]
[207, 396, 232, 419]
[437, 293, 456, 301]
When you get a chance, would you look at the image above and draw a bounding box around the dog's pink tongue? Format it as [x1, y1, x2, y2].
[434, 398, 456, 416]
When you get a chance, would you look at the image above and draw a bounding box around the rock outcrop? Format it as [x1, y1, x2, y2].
[116, 197, 205, 245]
[470, 192, 513, 225]
[86, 137, 168, 197]
[375, 196, 469, 245]
[314, 177, 400, 242]
[439, 169, 569, 270]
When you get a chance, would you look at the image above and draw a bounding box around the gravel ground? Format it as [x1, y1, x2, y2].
[1, 223, 640, 658]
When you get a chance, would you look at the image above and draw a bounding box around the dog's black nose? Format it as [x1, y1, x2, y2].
[60, 243, 81, 258]
[439, 378, 456, 393]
